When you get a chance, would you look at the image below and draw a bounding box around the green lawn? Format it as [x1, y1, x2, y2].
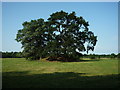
[2, 58, 119, 88]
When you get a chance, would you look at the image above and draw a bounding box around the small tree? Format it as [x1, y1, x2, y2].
[118, 53, 120, 58]
[110, 53, 116, 58]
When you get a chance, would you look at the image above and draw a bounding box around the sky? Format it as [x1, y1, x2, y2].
[2, 2, 118, 54]
[1, 0, 119, 2]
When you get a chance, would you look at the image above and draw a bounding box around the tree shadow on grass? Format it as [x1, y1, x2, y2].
[2, 71, 120, 88]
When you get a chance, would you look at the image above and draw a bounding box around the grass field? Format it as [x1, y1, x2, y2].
[2, 58, 119, 88]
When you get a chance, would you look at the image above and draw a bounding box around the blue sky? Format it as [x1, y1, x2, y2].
[2, 2, 118, 54]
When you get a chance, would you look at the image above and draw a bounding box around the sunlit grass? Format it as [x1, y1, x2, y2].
[2, 58, 118, 75]
[2, 58, 119, 88]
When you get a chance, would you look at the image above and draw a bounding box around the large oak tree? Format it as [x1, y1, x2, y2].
[16, 11, 97, 61]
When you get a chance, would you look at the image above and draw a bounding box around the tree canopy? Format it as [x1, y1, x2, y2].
[16, 10, 97, 61]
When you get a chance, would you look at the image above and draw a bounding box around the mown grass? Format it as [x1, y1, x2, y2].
[2, 58, 119, 88]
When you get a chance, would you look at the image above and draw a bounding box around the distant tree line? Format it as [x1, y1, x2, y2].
[1, 52, 22, 58]
[82, 53, 119, 59]
[1, 51, 120, 59]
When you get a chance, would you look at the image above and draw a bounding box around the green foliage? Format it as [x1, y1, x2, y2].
[82, 53, 118, 59]
[118, 53, 120, 58]
[16, 19, 47, 60]
[2, 52, 22, 58]
[16, 11, 97, 61]
[110, 53, 116, 58]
